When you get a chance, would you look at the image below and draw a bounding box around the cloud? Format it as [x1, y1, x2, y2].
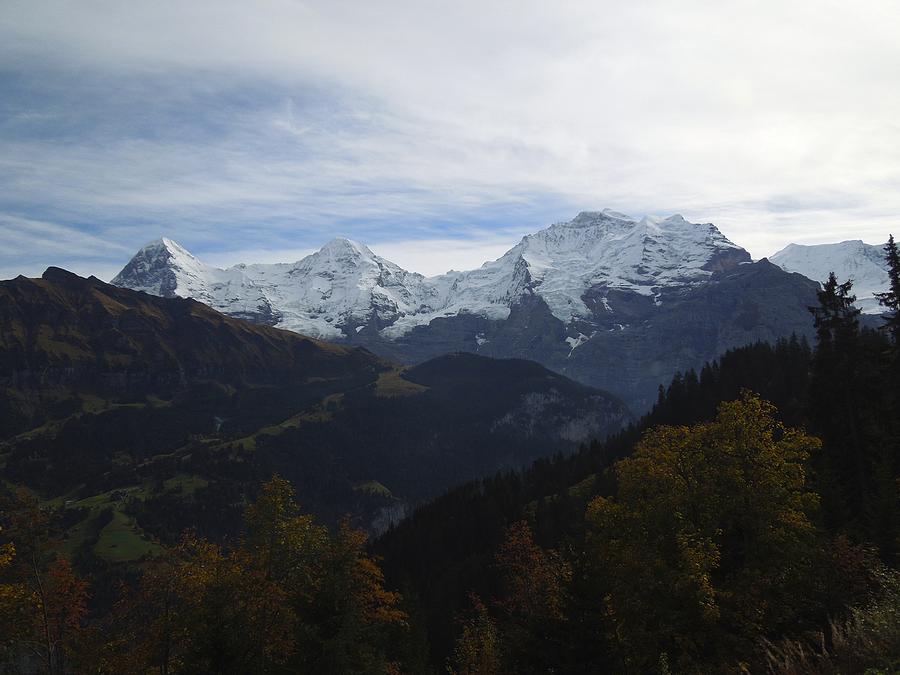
[0, 213, 133, 280]
[0, 0, 899, 278]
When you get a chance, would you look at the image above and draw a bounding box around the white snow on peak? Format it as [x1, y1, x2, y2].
[237, 237, 439, 339]
[111, 237, 271, 320]
[112, 211, 749, 339]
[770, 240, 889, 314]
[475, 210, 744, 324]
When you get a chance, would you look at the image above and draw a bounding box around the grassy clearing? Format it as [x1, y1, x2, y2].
[224, 392, 346, 453]
[374, 369, 428, 397]
[53, 485, 162, 562]
[78, 393, 109, 413]
[163, 473, 208, 495]
[145, 394, 173, 408]
[94, 510, 162, 563]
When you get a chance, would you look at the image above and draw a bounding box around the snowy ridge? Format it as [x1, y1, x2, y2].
[500, 210, 744, 322]
[770, 240, 889, 314]
[236, 238, 441, 339]
[112, 211, 750, 340]
[111, 238, 274, 321]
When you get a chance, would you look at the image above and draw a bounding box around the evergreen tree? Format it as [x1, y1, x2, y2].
[809, 271, 861, 351]
[808, 273, 868, 531]
[875, 234, 900, 344]
[874, 234, 900, 558]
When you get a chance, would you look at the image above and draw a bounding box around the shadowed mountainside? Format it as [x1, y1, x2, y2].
[0, 269, 629, 562]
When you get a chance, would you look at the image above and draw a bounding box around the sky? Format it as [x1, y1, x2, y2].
[1, 0, 899, 280]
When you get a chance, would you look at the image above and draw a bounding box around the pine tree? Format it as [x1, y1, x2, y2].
[875, 234, 900, 344]
[872, 235, 900, 558]
[807, 273, 872, 529]
[809, 271, 861, 351]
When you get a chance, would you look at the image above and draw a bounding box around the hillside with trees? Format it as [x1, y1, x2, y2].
[1, 237, 899, 672]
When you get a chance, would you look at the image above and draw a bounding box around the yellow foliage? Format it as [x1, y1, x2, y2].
[585, 393, 823, 671]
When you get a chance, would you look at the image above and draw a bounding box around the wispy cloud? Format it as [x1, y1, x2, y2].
[1, 0, 899, 280]
[0, 213, 133, 280]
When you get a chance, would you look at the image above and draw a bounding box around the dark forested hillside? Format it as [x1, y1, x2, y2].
[0, 269, 629, 561]
[373, 335, 820, 663]
[2, 242, 899, 673]
[375, 258, 900, 672]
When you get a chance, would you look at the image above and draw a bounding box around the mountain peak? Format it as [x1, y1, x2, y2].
[317, 237, 373, 258]
[42, 266, 85, 284]
[770, 239, 889, 313]
[112, 237, 216, 300]
[569, 210, 635, 226]
[137, 236, 193, 259]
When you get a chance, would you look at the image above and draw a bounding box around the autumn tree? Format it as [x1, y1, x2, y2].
[0, 530, 32, 664]
[39, 557, 89, 675]
[448, 594, 503, 675]
[492, 520, 571, 673]
[584, 393, 822, 672]
[176, 534, 296, 674]
[243, 474, 328, 591]
[0, 490, 93, 674]
[295, 521, 407, 674]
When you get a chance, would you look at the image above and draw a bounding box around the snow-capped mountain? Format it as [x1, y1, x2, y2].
[114, 210, 749, 341]
[112, 211, 821, 412]
[233, 238, 441, 339]
[770, 240, 889, 313]
[385, 210, 750, 336]
[113, 236, 444, 339]
[111, 237, 277, 324]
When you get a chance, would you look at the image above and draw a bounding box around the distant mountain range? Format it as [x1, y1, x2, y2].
[112, 210, 751, 340]
[113, 210, 878, 411]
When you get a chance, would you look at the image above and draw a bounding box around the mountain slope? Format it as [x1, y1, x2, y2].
[0, 269, 629, 553]
[770, 240, 889, 313]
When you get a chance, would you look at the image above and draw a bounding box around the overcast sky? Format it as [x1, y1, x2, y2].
[1, 0, 898, 279]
